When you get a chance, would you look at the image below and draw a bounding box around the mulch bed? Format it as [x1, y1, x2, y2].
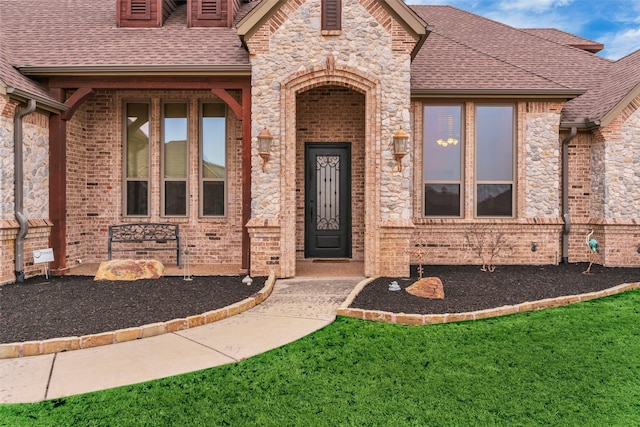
[2, 263, 638, 344]
[350, 263, 640, 315]
[0, 275, 266, 344]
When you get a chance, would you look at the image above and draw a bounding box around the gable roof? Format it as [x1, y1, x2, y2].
[0, 0, 251, 75]
[237, 0, 429, 58]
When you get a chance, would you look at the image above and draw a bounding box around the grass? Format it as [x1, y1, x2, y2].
[2, 290, 640, 426]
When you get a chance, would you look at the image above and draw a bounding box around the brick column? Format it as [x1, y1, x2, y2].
[246, 218, 282, 277]
[378, 219, 415, 277]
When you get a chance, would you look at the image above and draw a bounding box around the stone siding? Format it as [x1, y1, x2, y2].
[249, 0, 413, 220]
[0, 101, 49, 220]
[0, 96, 52, 284]
[524, 112, 561, 218]
[602, 106, 640, 218]
[247, 0, 417, 276]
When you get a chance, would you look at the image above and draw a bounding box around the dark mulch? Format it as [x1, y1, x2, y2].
[2, 263, 639, 344]
[0, 275, 266, 344]
[350, 263, 640, 315]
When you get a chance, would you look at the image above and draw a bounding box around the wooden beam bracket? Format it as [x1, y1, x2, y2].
[61, 87, 95, 121]
[211, 88, 243, 120]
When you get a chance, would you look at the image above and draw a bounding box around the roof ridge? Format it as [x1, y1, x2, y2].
[520, 28, 608, 57]
[411, 4, 613, 65]
[521, 27, 602, 45]
[433, 28, 575, 90]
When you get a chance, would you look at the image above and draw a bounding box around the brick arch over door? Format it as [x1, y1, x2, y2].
[280, 66, 382, 277]
[295, 86, 366, 262]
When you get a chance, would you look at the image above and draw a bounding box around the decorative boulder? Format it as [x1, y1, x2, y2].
[405, 277, 445, 299]
[94, 259, 165, 281]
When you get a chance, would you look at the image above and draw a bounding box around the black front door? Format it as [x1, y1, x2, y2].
[305, 143, 351, 258]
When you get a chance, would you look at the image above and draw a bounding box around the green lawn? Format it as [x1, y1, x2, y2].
[2, 290, 640, 426]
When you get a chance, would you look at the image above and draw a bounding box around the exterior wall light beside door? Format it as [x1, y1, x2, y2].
[257, 128, 273, 172]
[393, 129, 409, 172]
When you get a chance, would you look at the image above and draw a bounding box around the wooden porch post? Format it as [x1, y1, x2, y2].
[49, 88, 68, 274]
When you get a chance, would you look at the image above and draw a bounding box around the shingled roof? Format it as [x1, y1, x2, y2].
[0, 0, 250, 71]
[563, 49, 640, 125]
[0, 30, 63, 110]
[404, 6, 640, 122]
[1, 1, 637, 126]
[521, 28, 604, 53]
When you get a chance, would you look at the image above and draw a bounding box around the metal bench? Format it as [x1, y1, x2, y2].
[108, 223, 181, 268]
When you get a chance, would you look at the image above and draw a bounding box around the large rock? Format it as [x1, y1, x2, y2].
[94, 259, 165, 281]
[405, 277, 445, 299]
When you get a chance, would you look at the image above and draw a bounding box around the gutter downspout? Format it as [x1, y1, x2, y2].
[14, 99, 37, 282]
[561, 126, 577, 264]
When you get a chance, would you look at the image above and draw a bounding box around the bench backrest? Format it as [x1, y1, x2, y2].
[109, 223, 179, 242]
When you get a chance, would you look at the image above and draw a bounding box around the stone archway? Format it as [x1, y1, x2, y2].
[280, 65, 382, 277]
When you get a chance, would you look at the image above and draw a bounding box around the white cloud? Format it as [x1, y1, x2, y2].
[601, 28, 640, 60]
[497, 0, 573, 13]
[405, 0, 638, 59]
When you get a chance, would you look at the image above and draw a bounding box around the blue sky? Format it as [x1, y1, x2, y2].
[407, 0, 640, 60]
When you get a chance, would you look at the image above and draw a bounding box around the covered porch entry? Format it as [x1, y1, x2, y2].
[294, 85, 366, 276]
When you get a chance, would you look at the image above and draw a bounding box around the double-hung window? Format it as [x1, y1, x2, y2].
[423, 105, 463, 217]
[162, 102, 189, 216]
[124, 102, 150, 216]
[200, 102, 226, 216]
[475, 105, 515, 217]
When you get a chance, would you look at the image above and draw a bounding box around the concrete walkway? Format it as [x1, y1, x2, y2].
[0, 277, 363, 403]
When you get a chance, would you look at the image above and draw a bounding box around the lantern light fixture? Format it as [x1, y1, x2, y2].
[257, 128, 273, 172]
[393, 129, 409, 172]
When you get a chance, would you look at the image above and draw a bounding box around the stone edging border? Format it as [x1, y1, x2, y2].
[337, 278, 640, 326]
[0, 274, 276, 359]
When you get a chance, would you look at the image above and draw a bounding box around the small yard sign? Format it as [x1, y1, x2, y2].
[33, 248, 55, 263]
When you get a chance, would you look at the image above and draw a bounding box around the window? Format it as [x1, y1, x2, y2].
[423, 105, 463, 216]
[200, 103, 226, 216]
[475, 105, 514, 217]
[322, 0, 341, 31]
[162, 102, 188, 216]
[124, 102, 150, 216]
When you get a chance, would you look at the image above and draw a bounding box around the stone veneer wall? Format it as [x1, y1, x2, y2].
[524, 110, 561, 218]
[410, 101, 565, 267]
[0, 96, 52, 284]
[62, 90, 244, 268]
[246, 0, 416, 276]
[602, 106, 640, 218]
[585, 98, 640, 266]
[249, 0, 413, 219]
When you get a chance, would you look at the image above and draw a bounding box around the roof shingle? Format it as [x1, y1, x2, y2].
[0, 0, 250, 68]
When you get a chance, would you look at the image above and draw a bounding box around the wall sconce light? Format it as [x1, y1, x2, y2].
[393, 129, 409, 172]
[257, 128, 273, 172]
[531, 241, 537, 252]
[637, 243, 640, 254]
